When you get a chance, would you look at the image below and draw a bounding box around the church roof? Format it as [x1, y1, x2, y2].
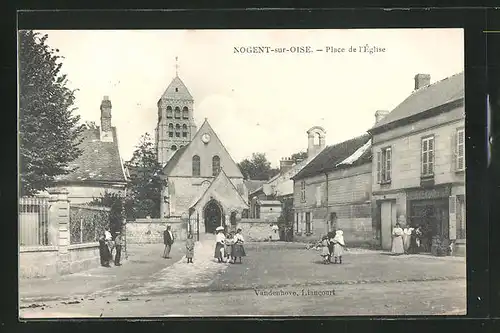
[159, 75, 193, 101]
[162, 145, 188, 175]
[292, 134, 372, 181]
[55, 127, 128, 184]
[370, 71, 464, 131]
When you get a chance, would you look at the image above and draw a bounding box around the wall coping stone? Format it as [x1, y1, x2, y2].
[20, 245, 58, 253]
[68, 242, 99, 250]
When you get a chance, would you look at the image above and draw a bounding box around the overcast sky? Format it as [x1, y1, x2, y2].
[34, 29, 464, 167]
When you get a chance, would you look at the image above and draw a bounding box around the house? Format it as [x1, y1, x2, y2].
[367, 72, 465, 255]
[291, 133, 373, 245]
[249, 126, 327, 223]
[53, 96, 128, 203]
[156, 73, 249, 233]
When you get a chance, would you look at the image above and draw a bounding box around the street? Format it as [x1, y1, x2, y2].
[19, 240, 466, 318]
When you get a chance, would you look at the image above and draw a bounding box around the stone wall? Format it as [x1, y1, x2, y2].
[19, 246, 59, 278]
[236, 219, 275, 242]
[125, 217, 187, 244]
[68, 243, 100, 273]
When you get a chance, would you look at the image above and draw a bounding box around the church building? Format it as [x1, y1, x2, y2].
[155, 69, 249, 234]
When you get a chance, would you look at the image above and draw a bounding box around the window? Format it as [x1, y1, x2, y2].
[295, 213, 299, 232]
[182, 107, 189, 119]
[456, 129, 465, 171]
[305, 212, 311, 233]
[174, 107, 181, 119]
[376, 147, 392, 183]
[192, 155, 200, 176]
[166, 106, 173, 118]
[182, 124, 188, 138]
[175, 124, 181, 137]
[168, 123, 174, 137]
[175, 87, 179, 92]
[171, 145, 177, 151]
[421, 136, 434, 176]
[212, 155, 221, 176]
[300, 181, 306, 202]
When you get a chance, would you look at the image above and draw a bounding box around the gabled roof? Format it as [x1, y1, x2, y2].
[159, 75, 193, 101]
[189, 168, 249, 210]
[292, 134, 372, 181]
[244, 180, 267, 194]
[55, 127, 128, 184]
[371, 72, 464, 131]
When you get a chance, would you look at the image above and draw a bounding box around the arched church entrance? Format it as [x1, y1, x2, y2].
[204, 200, 223, 233]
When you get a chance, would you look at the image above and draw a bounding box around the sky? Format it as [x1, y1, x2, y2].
[33, 29, 464, 167]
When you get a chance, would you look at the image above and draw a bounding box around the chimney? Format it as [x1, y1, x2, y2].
[279, 157, 294, 174]
[414, 74, 431, 90]
[375, 110, 390, 124]
[100, 96, 113, 142]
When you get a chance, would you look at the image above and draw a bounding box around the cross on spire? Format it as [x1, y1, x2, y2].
[175, 56, 179, 76]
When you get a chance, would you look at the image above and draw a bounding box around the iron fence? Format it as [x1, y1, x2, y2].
[19, 196, 50, 246]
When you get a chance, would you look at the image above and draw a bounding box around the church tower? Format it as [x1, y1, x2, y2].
[155, 58, 198, 165]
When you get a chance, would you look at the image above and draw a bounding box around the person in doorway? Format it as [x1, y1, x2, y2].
[185, 233, 195, 263]
[98, 235, 111, 267]
[214, 226, 226, 263]
[332, 230, 346, 264]
[232, 228, 246, 264]
[403, 226, 413, 254]
[114, 231, 123, 266]
[391, 223, 405, 255]
[163, 225, 175, 259]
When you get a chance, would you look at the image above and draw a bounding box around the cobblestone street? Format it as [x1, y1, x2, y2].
[19, 241, 466, 318]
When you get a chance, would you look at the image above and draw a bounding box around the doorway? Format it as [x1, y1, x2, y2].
[380, 200, 397, 250]
[204, 200, 223, 233]
[409, 199, 449, 252]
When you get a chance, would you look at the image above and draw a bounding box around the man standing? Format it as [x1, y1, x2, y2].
[163, 225, 174, 259]
[114, 231, 123, 266]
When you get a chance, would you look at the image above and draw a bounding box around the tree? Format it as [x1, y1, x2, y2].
[237, 153, 279, 180]
[90, 191, 126, 234]
[19, 30, 83, 196]
[124, 133, 166, 219]
[290, 151, 308, 164]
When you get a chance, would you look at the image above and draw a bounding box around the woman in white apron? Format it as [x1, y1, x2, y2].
[391, 223, 405, 255]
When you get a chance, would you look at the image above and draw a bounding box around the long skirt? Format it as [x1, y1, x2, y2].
[232, 243, 246, 257]
[214, 242, 224, 258]
[186, 247, 194, 259]
[224, 244, 232, 258]
[391, 236, 404, 254]
[403, 234, 410, 252]
[271, 230, 280, 241]
[333, 243, 344, 257]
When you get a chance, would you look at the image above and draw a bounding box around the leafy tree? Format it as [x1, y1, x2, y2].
[290, 151, 308, 164]
[19, 30, 83, 196]
[90, 191, 126, 235]
[237, 153, 279, 180]
[124, 133, 166, 219]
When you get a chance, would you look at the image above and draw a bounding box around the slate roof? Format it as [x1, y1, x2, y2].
[159, 75, 193, 101]
[162, 146, 188, 175]
[244, 180, 267, 194]
[55, 127, 127, 184]
[371, 72, 464, 131]
[292, 134, 372, 180]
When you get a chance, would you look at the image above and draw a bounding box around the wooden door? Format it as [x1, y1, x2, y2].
[380, 201, 393, 250]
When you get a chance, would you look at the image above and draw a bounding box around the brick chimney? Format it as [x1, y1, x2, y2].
[279, 157, 294, 174]
[375, 110, 390, 124]
[414, 74, 431, 90]
[100, 96, 113, 142]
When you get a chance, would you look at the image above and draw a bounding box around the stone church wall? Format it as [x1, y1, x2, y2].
[126, 217, 186, 244]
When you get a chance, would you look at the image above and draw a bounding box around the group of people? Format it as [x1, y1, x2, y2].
[98, 227, 123, 267]
[214, 226, 246, 264]
[391, 223, 424, 255]
[319, 229, 348, 264]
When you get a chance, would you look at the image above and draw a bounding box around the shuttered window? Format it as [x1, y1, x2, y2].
[305, 212, 311, 234]
[378, 147, 391, 183]
[421, 136, 434, 176]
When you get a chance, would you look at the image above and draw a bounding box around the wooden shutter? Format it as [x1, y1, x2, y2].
[386, 147, 392, 181]
[376, 151, 381, 183]
[315, 186, 321, 207]
[449, 196, 457, 240]
[457, 129, 465, 170]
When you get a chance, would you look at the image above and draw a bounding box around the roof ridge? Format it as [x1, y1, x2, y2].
[410, 71, 464, 95]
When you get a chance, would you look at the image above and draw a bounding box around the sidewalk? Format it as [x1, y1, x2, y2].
[19, 241, 186, 303]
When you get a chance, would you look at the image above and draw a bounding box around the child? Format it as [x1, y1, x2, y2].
[332, 230, 346, 264]
[185, 233, 195, 263]
[225, 232, 234, 263]
[321, 235, 330, 264]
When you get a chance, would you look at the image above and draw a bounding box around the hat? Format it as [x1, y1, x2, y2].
[215, 226, 224, 231]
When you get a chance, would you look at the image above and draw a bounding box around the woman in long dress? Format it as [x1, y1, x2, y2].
[224, 232, 234, 263]
[403, 226, 413, 254]
[185, 233, 195, 264]
[332, 230, 346, 264]
[214, 227, 226, 263]
[271, 224, 280, 241]
[232, 228, 246, 264]
[391, 223, 405, 255]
